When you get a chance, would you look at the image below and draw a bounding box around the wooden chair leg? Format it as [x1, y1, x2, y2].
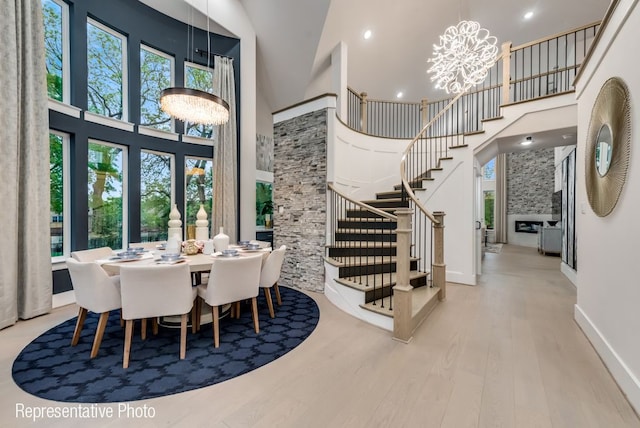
[264, 288, 275, 318]
[195, 297, 202, 332]
[120, 310, 124, 327]
[251, 297, 260, 334]
[152, 317, 159, 335]
[71, 307, 88, 346]
[180, 314, 188, 360]
[191, 304, 197, 334]
[274, 283, 282, 305]
[141, 318, 147, 340]
[236, 302, 241, 318]
[123, 319, 134, 368]
[90, 311, 110, 358]
[212, 306, 220, 348]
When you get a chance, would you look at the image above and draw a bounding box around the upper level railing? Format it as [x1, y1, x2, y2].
[347, 22, 601, 139]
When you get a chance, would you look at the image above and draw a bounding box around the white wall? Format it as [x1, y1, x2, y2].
[574, 0, 640, 414]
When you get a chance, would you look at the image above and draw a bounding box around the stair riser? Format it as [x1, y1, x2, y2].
[364, 200, 409, 209]
[375, 191, 403, 200]
[335, 233, 397, 242]
[327, 247, 396, 258]
[339, 260, 418, 277]
[346, 210, 391, 219]
[362, 276, 428, 303]
[337, 220, 397, 230]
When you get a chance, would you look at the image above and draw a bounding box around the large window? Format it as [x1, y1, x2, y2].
[256, 182, 273, 227]
[184, 62, 214, 138]
[140, 45, 174, 131]
[88, 141, 127, 249]
[185, 157, 213, 238]
[87, 19, 128, 121]
[42, 0, 69, 102]
[50, 131, 69, 259]
[140, 150, 174, 242]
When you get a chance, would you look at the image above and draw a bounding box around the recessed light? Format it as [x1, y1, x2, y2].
[363, 30, 372, 40]
[521, 136, 533, 146]
[524, 11, 534, 20]
[396, 91, 403, 99]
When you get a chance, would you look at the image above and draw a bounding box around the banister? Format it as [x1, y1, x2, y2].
[510, 21, 601, 52]
[327, 182, 398, 221]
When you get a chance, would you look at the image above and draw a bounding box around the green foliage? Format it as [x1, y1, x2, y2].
[484, 191, 495, 229]
[87, 22, 123, 119]
[42, 0, 63, 100]
[49, 134, 63, 214]
[256, 182, 273, 226]
[140, 151, 172, 240]
[140, 47, 171, 130]
[185, 65, 215, 138]
[185, 158, 213, 227]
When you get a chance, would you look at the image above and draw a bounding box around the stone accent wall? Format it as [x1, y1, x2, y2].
[273, 109, 327, 293]
[507, 147, 555, 215]
[256, 134, 273, 172]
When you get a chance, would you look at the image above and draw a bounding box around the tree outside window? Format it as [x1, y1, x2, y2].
[50, 133, 64, 256]
[185, 63, 215, 138]
[185, 157, 213, 238]
[140, 46, 172, 131]
[256, 182, 273, 227]
[484, 190, 495, 229]
[141, 151, 173, 242]
[42, 0, 63, 101]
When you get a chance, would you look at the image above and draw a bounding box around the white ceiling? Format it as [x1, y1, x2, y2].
[144, 0, 610, 113]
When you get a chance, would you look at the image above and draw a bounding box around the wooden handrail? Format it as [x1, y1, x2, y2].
[510, 21, 601, 52]
[327, 182, 397, 221]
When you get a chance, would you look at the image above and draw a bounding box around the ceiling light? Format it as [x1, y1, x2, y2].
[428, 21, 499, 94]
[363, 30, 372, 40]
[521, 136, 533, 146]
[524, 11, 534, 20]
[396, 91, 403, 98]
[159, 1, 229, 127]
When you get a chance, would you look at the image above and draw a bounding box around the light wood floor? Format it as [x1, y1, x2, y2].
[1, 244, 638, 427]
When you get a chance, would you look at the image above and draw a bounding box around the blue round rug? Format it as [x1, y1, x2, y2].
[12, 287, 319, 403]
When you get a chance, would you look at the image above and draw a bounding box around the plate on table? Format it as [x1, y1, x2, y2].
[219, 253, 239, 257]
[110, 254, 142, 262]
[155, 257, 186, 265]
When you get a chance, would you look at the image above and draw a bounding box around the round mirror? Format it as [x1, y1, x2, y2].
[595, 124, 613, 176]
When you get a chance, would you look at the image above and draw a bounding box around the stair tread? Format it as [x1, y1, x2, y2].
[335, 228, 398, 234]
[326, 255, 419, 267]
[334, 270, 429, 291]
[360, 285, 440, 318]
[338, 217, 397, 222]
[326, 241, 397, 248]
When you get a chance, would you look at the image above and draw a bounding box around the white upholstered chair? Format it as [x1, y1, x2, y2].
[259, 245, 287, 318]
[66, 258, 122, 358]
[70, 247, 114, 262]
[119, 263, 197, 368]
[195, 254, 263, 348]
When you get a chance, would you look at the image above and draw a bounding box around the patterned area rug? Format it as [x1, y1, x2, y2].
[485, 243, 503, 254]
[12, 287, 319, 403]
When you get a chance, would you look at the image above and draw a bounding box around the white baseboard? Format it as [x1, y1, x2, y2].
[574, 304, 640, 415]
[561, 262, 577, 287]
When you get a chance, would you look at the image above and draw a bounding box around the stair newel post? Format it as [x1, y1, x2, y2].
[432, 211, 446, 301]
[392, 208, 414, 343]
[420, 98, 429, 130]
[501, 42, 512, 105]
[360, 92, 368, 133]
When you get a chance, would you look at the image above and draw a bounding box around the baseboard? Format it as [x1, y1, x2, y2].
[574, 304, 640, 415]
[446, 270, 476, 286]
[561, 262, 577, 287]
[52, 291, 75, 309]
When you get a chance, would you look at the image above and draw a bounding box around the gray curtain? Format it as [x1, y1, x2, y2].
[494, 153, 508, 243]
[212, 56, 238, 243]
[0, 0, 52, 329]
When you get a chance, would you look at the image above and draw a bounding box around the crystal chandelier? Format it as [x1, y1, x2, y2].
[160, 87, 229, 126]
[159, 0, 229, 127]
[427, 20, 498, 95]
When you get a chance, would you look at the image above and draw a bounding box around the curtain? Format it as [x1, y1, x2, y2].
[0, 0, 52, 329]
[212, 56, 238, 244]
[494, 153, 508, 243]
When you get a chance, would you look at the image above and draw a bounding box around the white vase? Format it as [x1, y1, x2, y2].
[213, 227, 229, 252]
[195, 204, 209, 241]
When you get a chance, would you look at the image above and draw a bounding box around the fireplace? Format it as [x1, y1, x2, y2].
[515, 220, 543, 233]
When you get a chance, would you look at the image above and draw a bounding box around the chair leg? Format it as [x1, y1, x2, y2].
[90, 311, 110, 358]
[212, 306, 220, 348]
[120, 310, 124, 327]
[251, 297, 260, 334]
[191, 304, 197, 334]
[274, 283, 282, 306]
[71, 307, 87, 346]
[180, 314, 188, 360]
[264, 288, 275, 318]
[152, 317, 159, 335]
[123, 319, 134, 369]
[194, 297, 202, 332]
[141, 318, 147, 340]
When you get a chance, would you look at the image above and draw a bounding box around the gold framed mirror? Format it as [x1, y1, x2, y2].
[585, 77, 631, 217]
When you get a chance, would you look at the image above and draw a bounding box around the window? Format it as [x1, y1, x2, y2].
[88, 141, 127, 249]
[50, 131, 69, 260]
[256, 182, 273, 227]
[184, 157, 213, 238]
[87, 19, 128, 121]
[140, 45, 174, 131]
[42, 0, 69, 102]
[484, 190, 495, 229]
[140, 150, 174, 241]
[483, 157, 496, 180]
[184, 62, 214, 138]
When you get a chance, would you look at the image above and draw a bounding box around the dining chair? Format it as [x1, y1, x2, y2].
[66, 258, 122, 358]
[70, 247, 113, 262]
[119, 262, 197, 368]
[259, 245, 287, 318]
[195, 254, 263, 348]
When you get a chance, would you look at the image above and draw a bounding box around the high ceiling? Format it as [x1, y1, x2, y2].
[144, 0, 610, 112]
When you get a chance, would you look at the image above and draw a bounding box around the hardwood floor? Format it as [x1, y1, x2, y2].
[1, 244, 638, 427]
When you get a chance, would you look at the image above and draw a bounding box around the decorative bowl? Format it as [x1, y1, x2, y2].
[222, 249, 238, 256]
[127, 247, 145, 254]
[237, 240, 250, 247]
[247, 243, 260, 250]
[160, 253, 181, 262]
[117, 251, 140, 260]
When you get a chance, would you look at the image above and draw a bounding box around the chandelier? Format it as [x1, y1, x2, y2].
[159, 0, 229, 127]
[160, 87, 229, 126]
[427, 20, 498, 95]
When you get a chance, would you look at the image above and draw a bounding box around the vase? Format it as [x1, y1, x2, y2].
[213, 227, 229, 252]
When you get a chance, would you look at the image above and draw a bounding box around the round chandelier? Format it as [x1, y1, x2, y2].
[160, 87, 229, 126]
[427, 20, 498, 95]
